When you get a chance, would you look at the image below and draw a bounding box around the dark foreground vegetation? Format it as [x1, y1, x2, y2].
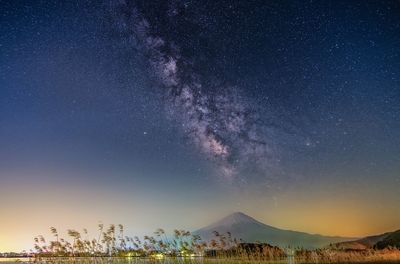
[8, 224, 399, 263]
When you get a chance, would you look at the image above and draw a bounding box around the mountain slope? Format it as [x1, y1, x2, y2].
[332, 232, 392, 250]
[375, 230, 400, 249]
[194, 212, 355, 249]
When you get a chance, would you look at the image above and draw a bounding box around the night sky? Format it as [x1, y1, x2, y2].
[1, 0, 400, 252]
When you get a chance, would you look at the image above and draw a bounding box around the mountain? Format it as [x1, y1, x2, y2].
[332, 231, 392, 250]
[194, 212, 355, 249]
[375, 230, 400, 249]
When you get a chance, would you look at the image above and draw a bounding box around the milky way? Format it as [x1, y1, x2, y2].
[2, 1, 400, 250]
[109, 1, 281, 182]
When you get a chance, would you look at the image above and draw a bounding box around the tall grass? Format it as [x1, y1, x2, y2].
[30, 225, 400, 264]
[294, 247, 400, 263]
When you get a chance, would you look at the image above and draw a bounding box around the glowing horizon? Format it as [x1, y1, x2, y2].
[1, 168, 399, 252]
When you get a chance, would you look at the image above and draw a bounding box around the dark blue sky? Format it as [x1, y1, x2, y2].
[1, 0, 400, 251]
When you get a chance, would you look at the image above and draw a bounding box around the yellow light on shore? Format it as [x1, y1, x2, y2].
[154, 253, 164, 259]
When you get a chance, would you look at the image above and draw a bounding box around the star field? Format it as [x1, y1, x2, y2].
[0, 0, 400, 252]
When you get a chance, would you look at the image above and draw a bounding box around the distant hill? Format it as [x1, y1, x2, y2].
[194, 212, 355, 249]
[375, 230, 400, 249]
[332, 232, 392, 250]
[331, 230, 400, 250]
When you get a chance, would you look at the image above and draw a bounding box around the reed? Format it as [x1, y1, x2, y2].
[30, 225, 400, 264]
